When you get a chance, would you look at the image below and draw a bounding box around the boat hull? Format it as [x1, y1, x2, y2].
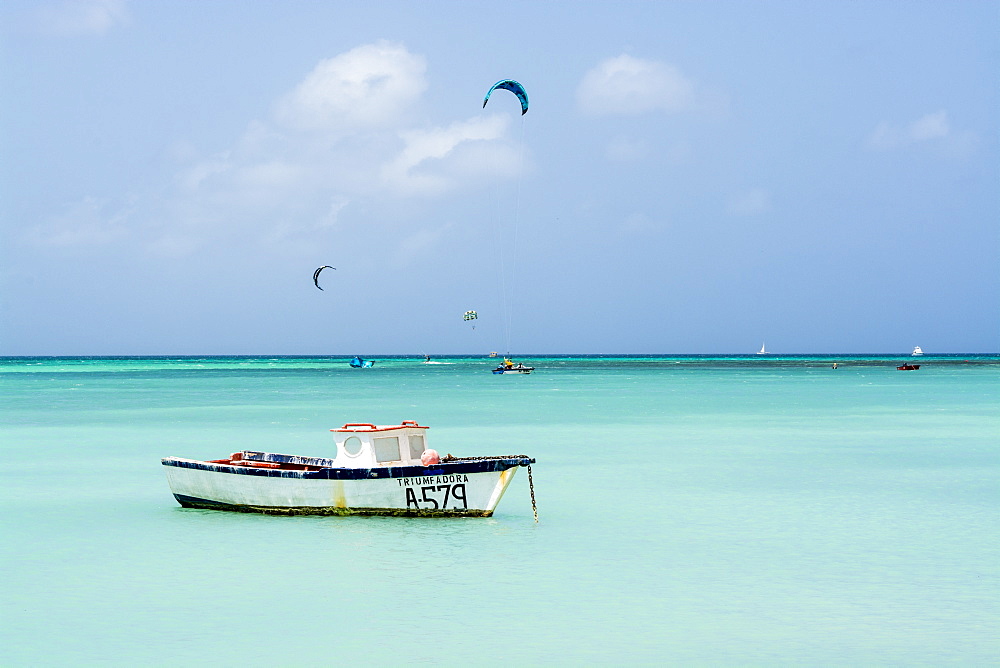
[162, 456, 531, 517]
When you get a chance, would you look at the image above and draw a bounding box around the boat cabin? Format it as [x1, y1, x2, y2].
[329, 421, 431, 468]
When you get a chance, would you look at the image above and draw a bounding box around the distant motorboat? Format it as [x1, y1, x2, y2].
[912, 346, 923, 356]
[757, 342, 767, 355]
[349, 356, 375, 368]
[493, 358, 534, 375]
[897, 364, 920, 371]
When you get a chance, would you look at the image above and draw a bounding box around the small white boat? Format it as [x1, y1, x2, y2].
[162, 421, 535, 517]
[757, 342, 767, 355]
[912, 346, 923, 356]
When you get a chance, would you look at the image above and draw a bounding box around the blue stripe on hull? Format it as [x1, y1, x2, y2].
[172, 493, 494, 517]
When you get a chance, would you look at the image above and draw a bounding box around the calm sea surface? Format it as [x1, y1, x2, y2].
[1, 354, 997, 665]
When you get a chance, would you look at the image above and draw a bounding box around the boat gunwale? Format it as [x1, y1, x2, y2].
[161, 454, 534, 480]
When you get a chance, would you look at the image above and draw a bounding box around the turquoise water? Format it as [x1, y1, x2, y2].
[2, 355, 997, 665]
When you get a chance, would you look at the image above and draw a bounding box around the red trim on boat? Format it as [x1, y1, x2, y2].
[332, 422, 429, 432]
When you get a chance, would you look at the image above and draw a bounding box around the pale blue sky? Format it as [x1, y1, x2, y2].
[2, 0, 997, 355]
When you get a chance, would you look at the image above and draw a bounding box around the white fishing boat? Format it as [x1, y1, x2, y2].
[912, 346, 923, 356]
[162, 421, 535, 517]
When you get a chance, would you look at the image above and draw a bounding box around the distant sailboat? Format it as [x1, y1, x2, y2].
[757, 342, 767, 355]
[912, 346, 923, 356]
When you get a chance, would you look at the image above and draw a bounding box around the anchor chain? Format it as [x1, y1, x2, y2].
[444, 454, 537, 521]
[527, 463, 538, 522]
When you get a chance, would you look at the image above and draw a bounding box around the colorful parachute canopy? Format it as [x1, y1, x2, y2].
[463, 310, 478, 321]
[483, 80, 528, 115]
[313, 265, 335, 290]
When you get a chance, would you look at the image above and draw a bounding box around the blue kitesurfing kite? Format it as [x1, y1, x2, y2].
[483, 80, 529, 115]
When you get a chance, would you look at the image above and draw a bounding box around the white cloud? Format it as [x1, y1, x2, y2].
[868, 110, 951, 150]
[578, 54, 695, 115]
[909, 111, 950, 141]
[260, 195, 349, 247]
[234, 161, 304, 195]
[390, 224, 453, 266]
[381, 116, 509, 196]
[177, 152, 232, 191]
[35, 0, 128, 36]
[728, 189, 772, 216]
[275, 41, 427, 132]
[26, 42, 524, 258]
[162, 44, 520, 252]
